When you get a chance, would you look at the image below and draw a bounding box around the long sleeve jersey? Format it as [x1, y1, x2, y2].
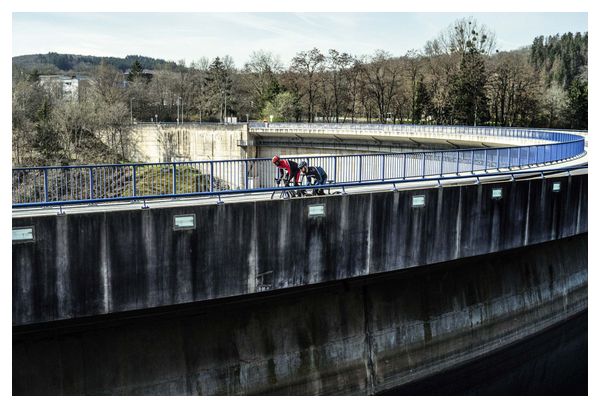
[304, 166, 327, 184]
[276, 159, 300, 184]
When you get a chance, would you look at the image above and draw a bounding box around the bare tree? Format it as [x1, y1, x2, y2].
[364, 50, 402, 123]
[291, 48, 325, 122]
[425, 16, 497, 56]
[243, 50, 282, 114]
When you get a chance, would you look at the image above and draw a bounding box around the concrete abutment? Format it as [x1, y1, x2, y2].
[13, 234, 587, 395]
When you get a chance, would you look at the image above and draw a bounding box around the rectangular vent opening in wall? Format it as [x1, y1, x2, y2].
[13, 226, 34, 243]
[308, 204, 326, 217]
[173, 214, 196, 230]
[552, 182, 561, 192]
[412, 195, 425, 207]
[492, 188, 503, 200]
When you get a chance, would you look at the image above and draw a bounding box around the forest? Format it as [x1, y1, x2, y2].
[12, 17, 587, 166]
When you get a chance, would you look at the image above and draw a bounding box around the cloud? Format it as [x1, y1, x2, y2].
[12, 12, 588, 67]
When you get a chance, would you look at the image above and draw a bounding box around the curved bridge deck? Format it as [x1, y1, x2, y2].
[12, 124, 586, 209]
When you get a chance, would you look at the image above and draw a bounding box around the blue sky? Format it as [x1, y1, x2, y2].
[12, 12, 587, 67]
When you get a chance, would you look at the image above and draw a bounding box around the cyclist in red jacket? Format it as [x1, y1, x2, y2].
[272, 155, 301, 187]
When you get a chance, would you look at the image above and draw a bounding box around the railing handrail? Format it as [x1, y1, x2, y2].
[12, 164, 588, 209]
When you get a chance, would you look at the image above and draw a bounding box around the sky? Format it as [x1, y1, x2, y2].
[12, 12, 587, 67]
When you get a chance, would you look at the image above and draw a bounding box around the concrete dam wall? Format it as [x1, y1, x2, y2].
[129, 123, 502, 163]
[12, 174, 587, 394]
[13, 174, 587, 326]
[131, 123, 253, 162]
[13, 234, 587, 395]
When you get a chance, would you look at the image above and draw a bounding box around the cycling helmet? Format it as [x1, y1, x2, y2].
[299, 161, 308, 169]
[272, 155, 280, 164]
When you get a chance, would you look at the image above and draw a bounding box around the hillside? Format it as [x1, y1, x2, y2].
[12, 52, 181, 74]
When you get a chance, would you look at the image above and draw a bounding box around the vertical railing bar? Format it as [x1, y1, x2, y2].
[456, 151, 460, 175]
[358, 155, 363, 183]
[333, 156, 337, 183]
[483, 149, 488, 173]
[31, 171, 37, 203]
[89, 168, 94, 199]
[541, 145, 545, 165]
[172, 163, 177, 195]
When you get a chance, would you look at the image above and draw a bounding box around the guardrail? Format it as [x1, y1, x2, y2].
[249, 122, 583, 142]
[12, 125, 585, 208]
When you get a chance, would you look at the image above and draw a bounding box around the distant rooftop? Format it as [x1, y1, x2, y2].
[39, 74, 90, 81]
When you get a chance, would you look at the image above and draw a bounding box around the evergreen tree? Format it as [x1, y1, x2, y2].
[204, 57, 233, 121]
[413, 76, 431, 124]
[127, 60, 144, 82]
[449, 39, 488, 125]
[568, 78, 588, 129]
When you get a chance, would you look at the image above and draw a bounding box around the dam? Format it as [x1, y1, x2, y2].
[12, 123, 587, 395]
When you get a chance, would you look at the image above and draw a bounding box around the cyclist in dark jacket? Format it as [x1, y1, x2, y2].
[299, 161, 328, 195]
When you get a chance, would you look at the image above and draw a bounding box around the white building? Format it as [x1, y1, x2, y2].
[39, 75, 86, 100]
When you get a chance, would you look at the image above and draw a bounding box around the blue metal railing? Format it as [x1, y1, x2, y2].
[12, 125, 585, 208]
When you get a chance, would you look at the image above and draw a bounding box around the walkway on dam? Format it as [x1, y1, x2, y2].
[13, 125, 588, 396]
[12, 124, 587, 213]
[12, 153, 587, 218]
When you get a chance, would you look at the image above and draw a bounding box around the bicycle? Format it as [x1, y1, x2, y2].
[270, 177, 305, 200]
[302, 177, 339, 196]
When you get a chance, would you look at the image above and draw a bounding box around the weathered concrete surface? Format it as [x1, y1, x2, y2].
[131, 123, 253, 162]
[130, 122, 548, 163]
[13, 234, 587, 395]
[130, 122, 449, 163]
[12, 174, 587, 326]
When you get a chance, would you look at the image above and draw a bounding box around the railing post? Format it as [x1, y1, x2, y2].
[542, 145, 546, 164]
[517, 147, 521, 168]
[358, 155, 362, 182]
[172, 163, 177, 195]
[496, 149, 500, 171]
[483, 149, 488, 173]
[470, 150, 475, 174]
[381, 155, 385, 181]
[88, 168, 94, 200]
[333, 156, 337, 182]
[244, 160, 249, 190]
[210, 161, 214, 192]
[403, 153, 407, 179]
[421, 152, 426, 178]
[44, 168, 49, 203]
[507, 148, 512, 169]
[132, 165, 137, 197]
[528, 145, 532, 166]
[440, 151, 444, 177]
[456, 151, 460, 175]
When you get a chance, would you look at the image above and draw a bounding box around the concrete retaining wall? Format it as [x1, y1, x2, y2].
[12, 174, 587, 327]
[12, 234, 588, 395]
[131, 123, 252, 162]
[130, 123, 530, 163]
